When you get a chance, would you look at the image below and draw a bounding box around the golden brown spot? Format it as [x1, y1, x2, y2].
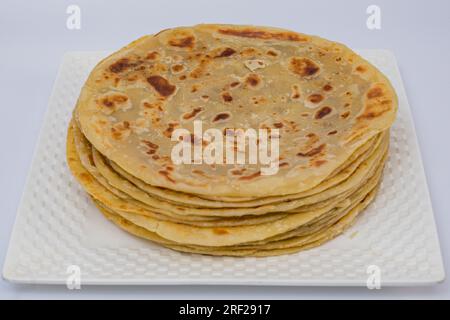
[221, 92, 233, 102]
[142, 101, 163, 112]
[109, 58, 134, 73]
[100, 94, 128, 110]
[146, 51, 159, 60]
[245, 73, 260, 87]
[158, 170, 175, 183]
[328, 130, 338, 135]
[240, 47, 257, 56]
[212, 112, 231, 122]
[251, 96, 267, 105]
[182, 107, 204, 120]
[323, 84, 333, 91]
[147, 76, 176, 97]
[367, 87, 383, 99]
[168, 36, 195, 49]
[357, 105, 391, 120]
[289, 57, 320, 77]
[79, 172, 92, 183]
[218, 28, 308, 42]
[190, 58, 211, 78]
[340, 111, 350, 119]
[356, 65, 367, 73]
[192, 169, 207, 176]
[111, 121, 131, 141]
[238, 171, 261, 181]
[291, 85, 301, 100]
[315, 106, 332, 119]
[171, 64, 184, 73]
[163, 122, 179, 138]
[230, 168, 246, 175]
[100, 98, 113, 108]
[213, 228, 229, 235]
[230, 81, 240, 88]
[142, 140, 159, 149]
[297, 144, 326, 157]
[273, 122, 283, 128]
[120, 218, 132, 226]
[215, 47, 236, 58]
[266, 50, 278, 56]
[308, 94, 324, 104]
[313, 159, 327, 167]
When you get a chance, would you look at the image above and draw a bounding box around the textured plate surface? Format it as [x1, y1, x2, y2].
[2, 50, 445, 286]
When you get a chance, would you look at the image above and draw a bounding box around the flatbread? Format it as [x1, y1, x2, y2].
[95, 184, 379, 256]
[101, 150, 386, 247]
[67, 124, 388, 219]
[67, 24, 397, 257]
[74, 24, 397, 197]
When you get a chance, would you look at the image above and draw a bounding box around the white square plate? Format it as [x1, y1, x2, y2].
[2, 50, 445, 286]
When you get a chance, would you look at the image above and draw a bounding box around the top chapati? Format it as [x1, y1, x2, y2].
[74, 24, 397, 197]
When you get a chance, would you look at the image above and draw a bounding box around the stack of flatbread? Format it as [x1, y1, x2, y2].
[67, 24, 397, 256]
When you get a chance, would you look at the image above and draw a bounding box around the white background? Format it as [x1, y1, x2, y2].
[0, 0, 449, 299]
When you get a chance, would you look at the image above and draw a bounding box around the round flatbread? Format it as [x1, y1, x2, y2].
[74, 24, 397, 197]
